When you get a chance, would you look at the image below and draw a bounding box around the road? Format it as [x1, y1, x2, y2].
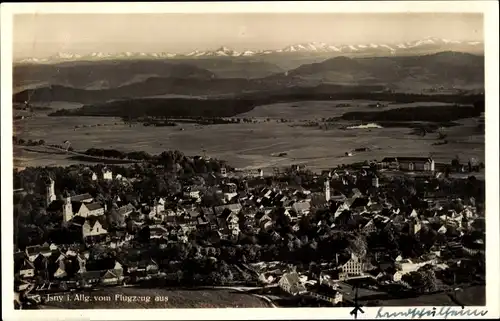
[20, 145, 142, 164]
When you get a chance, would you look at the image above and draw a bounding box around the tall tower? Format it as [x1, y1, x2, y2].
[45, 177, 56, 206]
[63, 197, 74, 224]
[324, 179, 331, 202]
[372, 175, 379, 188]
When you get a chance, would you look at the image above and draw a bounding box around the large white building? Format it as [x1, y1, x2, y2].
[381, 157, 435, 172]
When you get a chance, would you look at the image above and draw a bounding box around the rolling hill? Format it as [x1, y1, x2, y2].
[279, 52, 484, 90]
[14, 52, 484, 104]
[13, 60, 216, 90]
[170, 58, 284, 78]
[13, 59, 284, 90]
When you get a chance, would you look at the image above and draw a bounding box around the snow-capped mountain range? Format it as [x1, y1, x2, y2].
[16, 37, 483, 64]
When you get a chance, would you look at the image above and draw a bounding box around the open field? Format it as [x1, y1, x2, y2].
[39, 287, 271, 309]
[13, 100, 484, 171]
[237, 100, 461, 120]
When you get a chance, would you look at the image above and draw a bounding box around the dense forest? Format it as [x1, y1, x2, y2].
[340, 101, 484, 123]
[48, 91, 484, 120]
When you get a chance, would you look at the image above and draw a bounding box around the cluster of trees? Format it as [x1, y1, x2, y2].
[401, 265, 438, 294]
[82, 149, 230, 174]
[12, 136, 45, 146]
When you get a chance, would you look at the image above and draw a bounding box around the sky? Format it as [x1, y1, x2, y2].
[13, 13, 483, 58]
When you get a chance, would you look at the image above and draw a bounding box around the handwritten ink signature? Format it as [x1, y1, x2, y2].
[375, 307, 488, 319]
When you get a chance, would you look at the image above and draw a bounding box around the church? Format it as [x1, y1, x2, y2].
[44, 177, 108, 239]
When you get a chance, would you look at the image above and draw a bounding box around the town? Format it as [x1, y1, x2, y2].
[13, 150, 485, 308]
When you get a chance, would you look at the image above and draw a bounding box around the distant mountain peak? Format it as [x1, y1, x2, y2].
[14, 37, 483, 64]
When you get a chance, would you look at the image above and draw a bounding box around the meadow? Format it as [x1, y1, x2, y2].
[13, 100, 484, 172]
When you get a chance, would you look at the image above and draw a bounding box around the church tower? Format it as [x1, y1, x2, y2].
[45, 177, 56, 206]
[63, 197, 74, 224]
[325, 179, 331, 202]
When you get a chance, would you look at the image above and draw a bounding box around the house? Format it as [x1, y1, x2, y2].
[100, 261, 124, 286]
[291, 201, 311, 216]
[16, 280, 34, 292]
[381, 157, 435, 172]
[102, 167, 113, 180]
[138, 259, 159, 274]
[214, 203, 242, 216]
[361, 219, 377, 234]
[226, 212, 240, 230]
[25, 243, 56, 262]
[154, 198, 166, 213]
[71, 193, 94, 203]
[291, 164, 307, 173]
[183, 189, 201, 201]
[117, 203, 135, 218]
[82, 217, 108, 239]
[100, 270, 122, 286]
[79, 271, 102, 287]
[149, 225, 169, 239]
[334, 200, 352, 219]
[380, 157, 399, 169]
[19, 259, 36, 278]
[278, 272, 307, 295]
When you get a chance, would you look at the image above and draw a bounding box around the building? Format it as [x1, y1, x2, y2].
[71, 193, 94, 203]
[380, 157, 435, 172]
[325, 180, 331, 202]
[19, 259, 36, 278]
[45, 177, 56, 206]
[291, 201, 311, 217]
[63, 197, 105, 223]
[82, 217, 108, 239]
[340, 253, 365, 279]
[102, 168, 113, 180]
[25, 244, 56, 262]
[278, 272, 307, 295]
[361, 219, 377, 234]
[393, 258, 437, 282]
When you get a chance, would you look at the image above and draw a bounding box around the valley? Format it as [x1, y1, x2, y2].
[12, 49, 485, 173]
[13, 99, 484, 173]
